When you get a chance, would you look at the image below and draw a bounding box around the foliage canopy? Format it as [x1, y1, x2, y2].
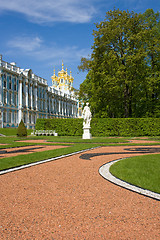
[79, 9, 160, 118]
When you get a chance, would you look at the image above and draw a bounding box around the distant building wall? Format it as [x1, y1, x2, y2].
[0, 55, 81, 129]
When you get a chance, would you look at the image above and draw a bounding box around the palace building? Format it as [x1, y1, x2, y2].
[0, 55, 82, 129]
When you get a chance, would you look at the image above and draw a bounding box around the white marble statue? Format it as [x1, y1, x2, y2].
[82, 102, 92, 128]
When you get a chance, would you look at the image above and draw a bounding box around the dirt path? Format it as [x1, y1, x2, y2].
[0, 145, 160, 239]
[130, 139, 160, 144]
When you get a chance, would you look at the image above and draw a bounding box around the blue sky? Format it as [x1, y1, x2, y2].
[0, 0, 159, 89]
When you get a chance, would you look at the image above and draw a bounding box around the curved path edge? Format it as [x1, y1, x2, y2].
[99, 158, 160, 201]
[0, 147, 100, 176]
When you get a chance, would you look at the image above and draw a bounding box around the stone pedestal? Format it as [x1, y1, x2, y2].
[82, 127, 92, 139]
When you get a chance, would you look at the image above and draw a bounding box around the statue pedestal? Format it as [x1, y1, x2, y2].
[82, 127, 92, 139]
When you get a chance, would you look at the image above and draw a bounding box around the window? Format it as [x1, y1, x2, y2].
[14, 93, 17, 105]
[14, 112, 17, 123]
[22, 94, 25, 107]
[9, 112, 12, 123]
[3, 111, 6, 123]
[4, 80, 7, 88]
[14, 78, 17, 91]
[61, 78, 63, 83]
[3, 91, 7, 104]
[23, 112, 26, 123]
[29, 114, 31, 123]
[29, 96, 31, 108]
[8, 92, 12, 105]
[9, 81, 12, 90]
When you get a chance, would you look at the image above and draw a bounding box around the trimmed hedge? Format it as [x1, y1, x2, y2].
[91, 118, 160, 136]
[35, 118, 160, 137]
[35, 118, 83, 136]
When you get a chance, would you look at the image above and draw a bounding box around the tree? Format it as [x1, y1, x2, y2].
[17, 119, 27, 137]
[142, 9, 160, 116]
[79, 9, 160, 118]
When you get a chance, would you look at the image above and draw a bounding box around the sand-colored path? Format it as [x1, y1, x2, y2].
[0, 145, 160, 239]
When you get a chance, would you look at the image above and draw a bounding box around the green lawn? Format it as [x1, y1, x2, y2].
[0, 128, 32, 136]
[110, 154, 160, 194]
[0, 143, 99, 171]
[0, 136, 70, 149]
[26, 135, 129, 143]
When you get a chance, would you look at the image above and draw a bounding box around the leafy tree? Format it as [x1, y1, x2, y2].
[142, 9, 160, 116]
[79, 9, 160, 118]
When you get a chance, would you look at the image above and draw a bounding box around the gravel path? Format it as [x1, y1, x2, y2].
[0, 145, 69, 159]
[0, 145, 160, 239]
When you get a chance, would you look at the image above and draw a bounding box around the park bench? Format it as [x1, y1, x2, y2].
[31, 130, 58, 136]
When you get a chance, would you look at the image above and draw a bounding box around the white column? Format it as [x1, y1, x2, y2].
[34, 85, 38, 110]
[1, 111, 3, 128]
[49, 95, 51, 114]
[30, 83, 33, 109]
[67, 102, 69, 116]
[69, 102, 71, 116]
[73, 104, 76, 117]
[72, 102, 73, 116]
[52, 96, 54, 113]
[67, 102, 69, 117]
[25, 82, 28, 108]
[18, 77, 22, 123]
[53, 99, 55, 114]
[0, 55, 2, 106]
[50, 97, 52, 114]
[45, 91, 47, 113]
[25, 110, 29, 128]
[54, 98, 57, 114]
[64, 101, 66, 116]
[0, 70, 2, 106]
[59, 98, 61, 115]
[61, 99, 64, 116]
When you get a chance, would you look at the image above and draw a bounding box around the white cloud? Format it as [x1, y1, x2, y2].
[0, 0, 97, 24]
[7, 35, 91, 65]
[8, 36, 43, 51]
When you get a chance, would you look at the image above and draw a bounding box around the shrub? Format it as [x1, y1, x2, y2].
[17, 120, 27, 137]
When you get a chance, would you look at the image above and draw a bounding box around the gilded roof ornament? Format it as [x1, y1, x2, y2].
[62, 60, 64, 70]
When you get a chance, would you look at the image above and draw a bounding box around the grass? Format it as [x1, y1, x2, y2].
[110, 154, 160, 194]
[0, 128, 32, 136]
[0, 136, 70, 149]
[0, 143, 99, 171]
[26, 135, 129, 143]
